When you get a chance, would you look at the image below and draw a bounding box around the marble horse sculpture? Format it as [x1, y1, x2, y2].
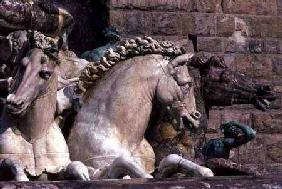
[68, 37, 214, 179]
[0, 48, 90, 181]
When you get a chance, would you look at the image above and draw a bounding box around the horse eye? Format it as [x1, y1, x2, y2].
[39, 70, 52, 79]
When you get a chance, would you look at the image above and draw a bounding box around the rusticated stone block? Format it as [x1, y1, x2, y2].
[151, 12, 180, 35]
[221, 110, 252, 125]
[261, 17, 282, 38]
[277, 0, 282, 15]
[265, 135, 282, 164]
[225, 38, 248, 53]
[109, 10, 125, 33]
[235, 16, 262, 37]
[272, 56, 282, 76]
[222, 0, 277, 15]
[194, 14, 216, 36]
[124, 11, 152, 35]
[234, 54, 253, 75]
[252, 111, 282, 134]
[207, 110, 222, 133]
[194, 0, 223, 13]
[180, 13, 195, 35]
[110, 0, 193, 11]
[234, 135, 266, 165]
[252, 55, 273, 79]
[217, 15, 235, 37]
[225, 38, 263, 54]
[264, 39, 282, 54]
[197, 37, 225, 52]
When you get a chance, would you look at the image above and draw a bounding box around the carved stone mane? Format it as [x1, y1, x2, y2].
[77, 37, 186, 93]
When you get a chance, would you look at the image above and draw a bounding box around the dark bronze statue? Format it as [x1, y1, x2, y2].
[201, 121, 257, 176]
[81, 27, 121, 62]
[202, 121, 256, 160]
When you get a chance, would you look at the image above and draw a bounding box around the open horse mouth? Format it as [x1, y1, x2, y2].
[180, 111, 201, 130]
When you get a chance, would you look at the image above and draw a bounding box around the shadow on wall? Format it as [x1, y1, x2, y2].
[55, 0, 109, 55]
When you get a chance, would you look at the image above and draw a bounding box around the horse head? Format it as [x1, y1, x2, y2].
[190, 55, 278, 111]
[6, 48, 57, 116]
[156, 54, 201, 131]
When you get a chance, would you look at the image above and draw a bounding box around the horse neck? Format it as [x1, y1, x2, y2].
[16, 73, 58, 142]
[82, 55, 167, 141]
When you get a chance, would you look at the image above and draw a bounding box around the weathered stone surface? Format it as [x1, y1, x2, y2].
[217, 15, 235, 37]
[235, 16, 262, 37]
[207, 110, 222, 133]
[272, 56, 282, 76]
[225, 38, 248, 53]
[222, 0, 277, 15]
[109, 10, 126, 33]
[252, 55, 273, 79]
[152, 12, 180, 35]
[221, 110, 252, 125]
[125, 11, 152, 35]
[278, 0, 282, 15]
[180, 13, 195, 35]
[234, 54, 253, 74]
[261, 17, 282, 38]
[252, 111, 282, 134]
[234, 135, 266, 165]
[193, 14, 216, 36]
[110, 0, 193, 11]
[264, 39, 282, 54]
[197, 37, 224, 52]
[194, 0, 223, 13]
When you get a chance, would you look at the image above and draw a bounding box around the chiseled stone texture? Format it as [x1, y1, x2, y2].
[222, 0, 277, 15]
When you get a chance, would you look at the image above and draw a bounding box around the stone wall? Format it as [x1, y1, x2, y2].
[108, 0, 282, 174]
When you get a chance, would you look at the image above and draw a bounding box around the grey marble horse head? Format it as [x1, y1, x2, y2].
[6, 48, 57, 116]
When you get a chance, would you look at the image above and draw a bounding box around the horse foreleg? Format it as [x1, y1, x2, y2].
[59, 161, 90, 181]
[103, 156, 153, 179]
[157, 154, 214, 178]
[0, 158, 29, 181]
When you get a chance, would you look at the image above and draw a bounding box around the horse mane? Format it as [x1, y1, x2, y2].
[77, 36, 186, 93]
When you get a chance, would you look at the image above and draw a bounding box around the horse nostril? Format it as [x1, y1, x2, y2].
[191, 111, 201, 120]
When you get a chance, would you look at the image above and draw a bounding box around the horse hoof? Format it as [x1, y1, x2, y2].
[199, 167, 214, 177]
[64, 161, 90, 181]
[15, 174, 29, 182]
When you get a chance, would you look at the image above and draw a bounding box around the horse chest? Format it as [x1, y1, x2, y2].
[0, 122, 70, 176]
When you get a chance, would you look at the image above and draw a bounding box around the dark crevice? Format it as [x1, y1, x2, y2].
[55, 0, 110, 55]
